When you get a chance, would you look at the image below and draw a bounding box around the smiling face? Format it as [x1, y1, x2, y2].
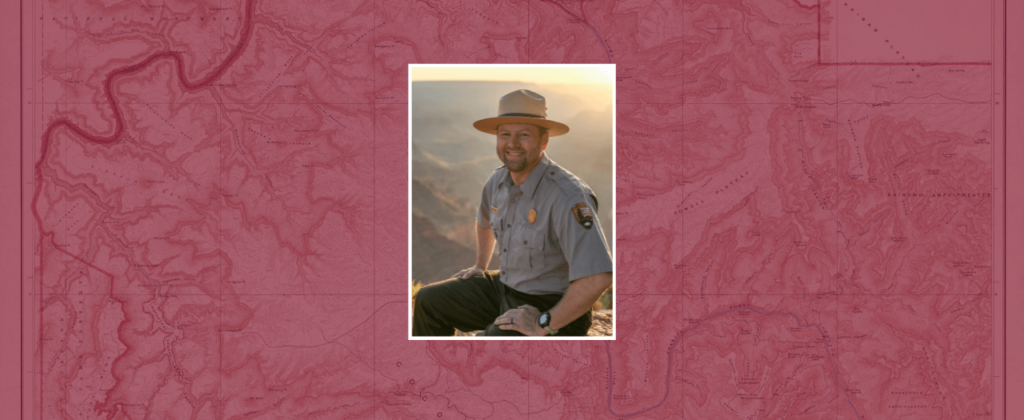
[496, 123, 548, 178]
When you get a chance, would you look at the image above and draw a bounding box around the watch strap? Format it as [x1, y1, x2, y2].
[540, 312, 558, 336]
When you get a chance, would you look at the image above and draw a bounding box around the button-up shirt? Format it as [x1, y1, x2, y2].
[477, 154, 613, 295]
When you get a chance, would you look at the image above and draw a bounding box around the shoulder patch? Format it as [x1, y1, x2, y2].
[571, 203, 594, 229]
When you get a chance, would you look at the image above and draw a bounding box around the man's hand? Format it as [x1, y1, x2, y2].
[494, 305, 546, 336]
[454, 265, 487, 280]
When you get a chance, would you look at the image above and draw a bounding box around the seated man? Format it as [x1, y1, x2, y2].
[413, 89, 613, 336]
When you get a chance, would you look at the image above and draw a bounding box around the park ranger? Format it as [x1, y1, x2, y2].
[412, 89, 613, 336]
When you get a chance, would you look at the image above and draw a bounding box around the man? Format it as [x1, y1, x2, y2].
[413, 89, 613, 336]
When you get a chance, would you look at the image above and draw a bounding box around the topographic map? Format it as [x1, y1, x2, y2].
[20, 0, 1006, 419]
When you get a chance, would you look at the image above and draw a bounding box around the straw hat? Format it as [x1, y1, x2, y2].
[473, 89, 570, 137]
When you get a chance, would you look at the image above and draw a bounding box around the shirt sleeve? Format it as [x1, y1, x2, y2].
[477, 175, 493, 227]
[552, 193, 614, 282]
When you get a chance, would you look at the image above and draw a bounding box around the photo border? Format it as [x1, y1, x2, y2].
[406, 63, 617, 341]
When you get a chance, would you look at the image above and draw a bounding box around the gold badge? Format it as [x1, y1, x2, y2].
[528, 209, 537, 224]
[571, 203, 594, 229]
[491, 206, 499, 213]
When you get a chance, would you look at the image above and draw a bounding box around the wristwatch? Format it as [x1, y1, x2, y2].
[538, 311, 558, 335]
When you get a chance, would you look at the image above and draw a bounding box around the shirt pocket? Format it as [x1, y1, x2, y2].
[489, 216, 501, 235]
[511, 225, 545, 271]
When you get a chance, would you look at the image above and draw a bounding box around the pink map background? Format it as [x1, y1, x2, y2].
[3, 0, 1023, 419]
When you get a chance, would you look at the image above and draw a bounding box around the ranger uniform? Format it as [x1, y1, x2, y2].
[478, 155, 612, 295]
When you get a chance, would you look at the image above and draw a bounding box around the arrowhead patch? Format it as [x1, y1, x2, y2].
[528, 209, 537, 224]
[571, 203, 594, 230]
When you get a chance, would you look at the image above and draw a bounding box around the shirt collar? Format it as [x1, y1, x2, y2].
[500, 154, 551, 197]
[519, 154, 551, 199]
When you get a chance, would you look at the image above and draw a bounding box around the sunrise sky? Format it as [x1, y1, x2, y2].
[410, 64, 616, 86]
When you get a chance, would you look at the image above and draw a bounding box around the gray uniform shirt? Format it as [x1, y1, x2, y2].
[477, 154, 613, 295]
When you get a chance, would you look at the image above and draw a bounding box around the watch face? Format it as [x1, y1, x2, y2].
[539, 313, 549, 325]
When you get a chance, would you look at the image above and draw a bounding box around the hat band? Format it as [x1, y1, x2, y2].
[498, 112, 545, 118]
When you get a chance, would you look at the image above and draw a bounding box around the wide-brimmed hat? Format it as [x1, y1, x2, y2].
[473, 89, 570, 137]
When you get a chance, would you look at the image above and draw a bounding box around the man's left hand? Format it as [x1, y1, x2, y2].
[494, 305, 546, 336]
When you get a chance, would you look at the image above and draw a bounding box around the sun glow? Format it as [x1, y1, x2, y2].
[410, 64, 615, 86]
